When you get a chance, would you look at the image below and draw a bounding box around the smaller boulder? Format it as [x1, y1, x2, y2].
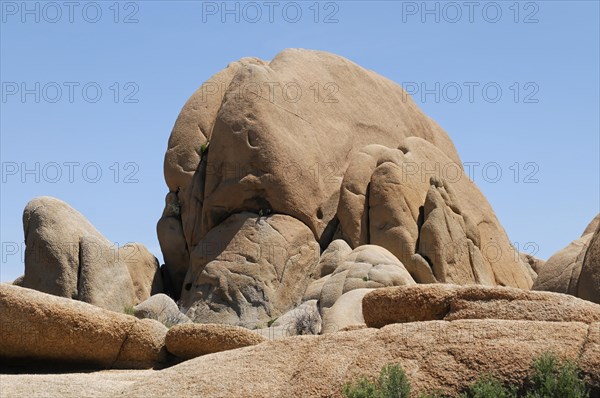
[11, 276, 24, 286]
[133, 294, 191, 327]
[304, 244, 415, 310]
[363, 284, 600, 328]
[165, 323, 266, 360]
[321, 288, 373, 334]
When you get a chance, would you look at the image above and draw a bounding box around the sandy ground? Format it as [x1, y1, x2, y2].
[0, 369, 154, 397]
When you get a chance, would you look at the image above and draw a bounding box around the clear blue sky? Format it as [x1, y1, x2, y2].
[1, 1, 599, 282]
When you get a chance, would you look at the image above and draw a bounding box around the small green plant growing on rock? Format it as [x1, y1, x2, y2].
[200, 142, 209, 155]
[343, 364, 411, 398]
[267, 317, 278, 328]
[459, 375, 516, 398]
[124, 305, 135, 316]
[524, 352, 588, 398]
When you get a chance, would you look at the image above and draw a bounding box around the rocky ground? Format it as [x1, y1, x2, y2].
[1, 49, 599, 397]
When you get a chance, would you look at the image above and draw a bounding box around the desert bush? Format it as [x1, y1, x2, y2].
[343, 364, 411, 398]
[289, 307, 320, 336]
[123, 305, 135, 316]
[524, 352, 588, 398]
[459, 375, 516, 398]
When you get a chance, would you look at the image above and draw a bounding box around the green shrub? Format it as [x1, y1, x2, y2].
[123, 305, 135, 316]
[343, 364, 411, 398]
[343, 377, 380, 398]
[525, 352, 588, 398]
[343, 352, 590, 398]
[459, 375, 516, 398]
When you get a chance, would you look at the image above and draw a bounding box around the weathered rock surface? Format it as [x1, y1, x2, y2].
[181, 212, 319, 327]
[362, 284, 600, 328]
[158, 59, 266, 300]
[158, 48, 462, 297]
[23, 196, 108, 298]
[123, 320, 600, 397]
[304, 244, 415, 311]
[337, 140, 533, 289]
[165, 323, 266, 360]
[77, 235, 137, 312]
[579, 223, 600, 303]
[0, 284, 167, 369]
[519, 252, 544, 275]
[533, 233, 591, 295]
[0, 370, 155, 398]
[133, 294, 191, 327]
[22, 197, 162, 311]
[583, 213, 600, 236]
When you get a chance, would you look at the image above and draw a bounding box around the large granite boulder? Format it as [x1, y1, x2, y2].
[22, 197, 163, 312]
[157, 49, 462, 299]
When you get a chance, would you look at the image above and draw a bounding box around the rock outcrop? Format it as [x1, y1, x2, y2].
[362, 284, 600, 328]
[123, 319, 600, 397]
[22, 197, 162, 312]
[165, 323, 266, 360]
[0, 284, 167, 369]
[157, 49, 464, 300]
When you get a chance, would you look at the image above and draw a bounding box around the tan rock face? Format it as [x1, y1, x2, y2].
[77, 235, 137, 312]
[362, 284, 600, 328]
[123, 320, 600, 397]
[338, 139, 533, 289]
[180, 212, 320, 327]
[0, 284, 167, 369]
[22, 197, 162, 311]
[582, 213, 600, 236]
[157, 49, 462, 298]
[533, 234, 591, 295]
[23, 196, 108, 298]
[165, 323, 266, 360]
[579, 223, 600, 303]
